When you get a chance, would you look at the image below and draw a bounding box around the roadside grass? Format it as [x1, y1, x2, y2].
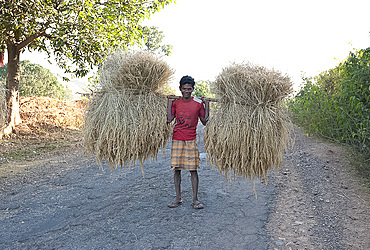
[0, 129, 83, 164]
[0, 128, 83, 180]
[1, 140, 67, 162]
[345, 147, 370, 190]
[1, 96, 85, 166]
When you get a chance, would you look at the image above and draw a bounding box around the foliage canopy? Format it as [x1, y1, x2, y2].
[141, 26, 173, 57]
[0, 0, 174, 77]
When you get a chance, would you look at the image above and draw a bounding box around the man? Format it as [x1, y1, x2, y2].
[167, 75, 210, 209]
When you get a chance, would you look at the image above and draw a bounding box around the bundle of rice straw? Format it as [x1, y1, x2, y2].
[83, 51, 174, 171]
[0, 85, 7, 128]
[204, 62, 292, 185]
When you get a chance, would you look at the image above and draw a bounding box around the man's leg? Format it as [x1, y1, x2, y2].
[190, 170, 199, 202]
[190, 170, 203, 209]
[174, 169, 181, 202]
[168, 169, 182, 208]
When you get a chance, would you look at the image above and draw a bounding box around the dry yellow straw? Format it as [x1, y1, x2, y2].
[83, 51, 174, 171]
[204, 62, 292, 186]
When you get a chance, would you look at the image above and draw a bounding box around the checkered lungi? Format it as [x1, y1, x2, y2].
[171, 139, 200, 171]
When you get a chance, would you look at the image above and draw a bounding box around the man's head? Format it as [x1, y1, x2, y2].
[179, 75, 195, 88]
[179, 75, 195, 100]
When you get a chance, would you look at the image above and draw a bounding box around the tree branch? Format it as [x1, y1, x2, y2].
[17, 21, 51, 50]
[54, 0, 69, 12]
[18, 31, 45, 50]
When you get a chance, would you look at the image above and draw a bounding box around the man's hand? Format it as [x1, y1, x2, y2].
[167, 95, 176, 124]
[201, 97, 210, 105]
[200, 97, 210, 126]
[167, 95, 177, 99]
[167, 95, 178, 103]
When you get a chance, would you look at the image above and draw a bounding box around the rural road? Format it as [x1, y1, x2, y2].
[0, 126, 369, 249]
[0, 127, 275, 249]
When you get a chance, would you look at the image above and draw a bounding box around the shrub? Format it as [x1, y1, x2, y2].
[289, 48, 370, 154]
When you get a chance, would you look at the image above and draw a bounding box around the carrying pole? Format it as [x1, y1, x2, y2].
[166, 95, 218, 102]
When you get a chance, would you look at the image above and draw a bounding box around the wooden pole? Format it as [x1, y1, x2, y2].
[93, 92, 219, 102]
[166, 95, 218, 102]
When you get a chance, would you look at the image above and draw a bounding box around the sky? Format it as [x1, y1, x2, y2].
[17, 0, 370, 94]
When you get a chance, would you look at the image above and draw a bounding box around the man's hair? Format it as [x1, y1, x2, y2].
[179, 75, 195, 88]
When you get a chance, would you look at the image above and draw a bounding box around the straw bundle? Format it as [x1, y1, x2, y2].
[204, 62, 292, 184]
[83, 51, 174, 170]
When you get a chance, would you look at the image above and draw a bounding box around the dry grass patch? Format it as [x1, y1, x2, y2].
[0, 96, 86, 165]
[19, 96, 86, 133]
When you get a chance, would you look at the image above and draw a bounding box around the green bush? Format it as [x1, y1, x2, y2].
[289, 48, 370, 154]
[193, 80, 214, 98]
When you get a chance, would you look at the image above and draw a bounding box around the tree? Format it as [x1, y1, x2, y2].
[0, 0, 174, 136]
[141, 26, 173, 56]
[0, 60, 72, 100]
[193, 80, 213, 98]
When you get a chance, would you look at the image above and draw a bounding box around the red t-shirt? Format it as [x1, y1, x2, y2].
[171, 97, 205, 141]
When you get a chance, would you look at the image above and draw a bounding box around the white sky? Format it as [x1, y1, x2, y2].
[15, 0, 370, 93]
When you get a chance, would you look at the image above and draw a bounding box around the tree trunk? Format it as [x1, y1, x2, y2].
[2, 43, 22, 137]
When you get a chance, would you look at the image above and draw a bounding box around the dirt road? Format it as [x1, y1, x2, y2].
[0, 126, 369, 249]
[268, 127, 369, 249]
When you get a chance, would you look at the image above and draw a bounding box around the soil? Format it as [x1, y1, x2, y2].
[267, 127, 369, 249]
[0, 126, 369, 249]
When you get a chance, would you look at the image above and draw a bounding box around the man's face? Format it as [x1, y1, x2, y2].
[180, 83, 194, 99]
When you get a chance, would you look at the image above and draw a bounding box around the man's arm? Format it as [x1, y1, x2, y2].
[199, 97, 210, 126]
[167, 97, 175, 124]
